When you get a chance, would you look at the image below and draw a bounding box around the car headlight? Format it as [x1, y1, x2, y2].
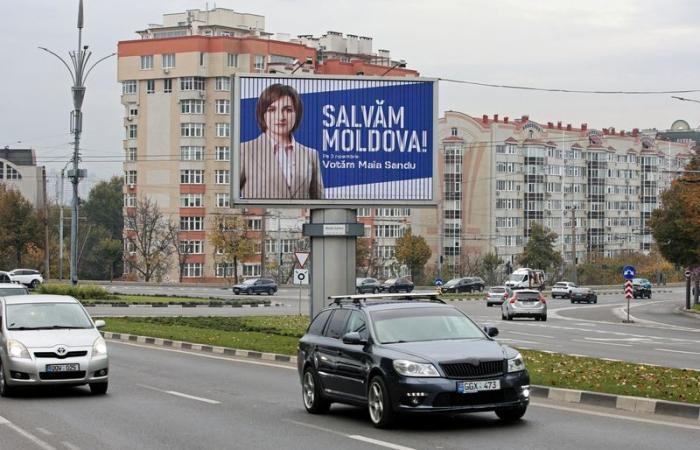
[508, 353, 526, 373]
[393, 360, 439, 377]
[7, 339, 31, 359]
[92, 337, 108, 356]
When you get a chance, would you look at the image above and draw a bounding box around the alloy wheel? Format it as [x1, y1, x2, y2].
[368, 381, 384, 424]
[302, 371, 315, 409]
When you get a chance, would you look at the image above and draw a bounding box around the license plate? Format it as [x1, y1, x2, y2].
[46, 364, 79, 372]
[457, 379, 500, 393]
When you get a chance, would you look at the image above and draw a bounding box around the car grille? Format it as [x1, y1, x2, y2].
[34, 351, 88, 359]
[39, 371, 86, 380]
[440, 360, 505, 379]
[433, 388, 519, 407]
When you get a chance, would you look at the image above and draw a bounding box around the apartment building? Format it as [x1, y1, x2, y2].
[0, 147, 45, 208]
[118, 7, 417, 282]
[436, 112, 694, 275]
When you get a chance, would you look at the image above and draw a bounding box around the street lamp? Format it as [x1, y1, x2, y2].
[380, 60, 407, 76]
[39, 0, 114, 285]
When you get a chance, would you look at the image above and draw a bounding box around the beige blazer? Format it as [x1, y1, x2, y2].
[240, 134, 325, 200]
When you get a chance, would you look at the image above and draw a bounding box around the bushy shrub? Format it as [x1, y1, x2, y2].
[37, 284, 116, 300]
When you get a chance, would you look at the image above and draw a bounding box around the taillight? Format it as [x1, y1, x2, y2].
[539, 295, 547, 304]
[509, 296, 517, 304]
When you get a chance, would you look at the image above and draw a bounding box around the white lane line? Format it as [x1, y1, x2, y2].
[531, 401, 700, 431]
[62, 442, 81, 450]
[497, 338, 542, 345]
[36, 427, 54, 435]
[573, 340, 632, 347]
[348, 435, 418, 450]
[654, 348, 700, 356]
[508, 331, 554, 339]
[165, 390, 221, 404]
[0, 415, 56, 450]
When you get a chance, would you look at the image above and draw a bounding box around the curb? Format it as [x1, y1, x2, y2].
[102, 331, 699, 421]
[677, 307, 700, 319]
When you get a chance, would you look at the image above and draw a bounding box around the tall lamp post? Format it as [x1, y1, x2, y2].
[39, 0, 114, 285]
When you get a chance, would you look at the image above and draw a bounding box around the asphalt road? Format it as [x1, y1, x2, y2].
[1, 342, 698, 450]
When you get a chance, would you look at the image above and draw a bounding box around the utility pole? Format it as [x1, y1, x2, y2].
[571, 206, 577, 284]
[39, 0, 114, 285]
[42, 167, 50, 279]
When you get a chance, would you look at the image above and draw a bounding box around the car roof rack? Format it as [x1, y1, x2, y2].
[328, 292, 445, 307]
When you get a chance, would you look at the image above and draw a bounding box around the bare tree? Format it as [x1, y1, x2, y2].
[459, 248, 484, 276]
[124, 198, 175, 282]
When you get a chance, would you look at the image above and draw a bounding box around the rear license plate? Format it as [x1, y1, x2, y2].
[457, 379, 500, 393]
[46, 364, 79, 372]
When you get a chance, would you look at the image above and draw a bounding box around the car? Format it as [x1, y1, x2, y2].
[0, 271, 13, 284]
[297, 292, 530, 428]
[356, 278, 381, 294]
[501, 290, 547, 321]
[570, 287, 597, 304]
[441, 277, 485, 293]
[8, 269, 44, 289]
[632, 278, 652, 299]
[0, 294, 109, 397]
[232, 278, 278, 295]
[0, 283, 29, 297]
[380, 277, 414, 293]
[551, 281, 577, 299]
[485, 286, 512, 307]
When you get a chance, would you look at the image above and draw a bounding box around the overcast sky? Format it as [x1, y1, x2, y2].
[4, 0, 700, 192]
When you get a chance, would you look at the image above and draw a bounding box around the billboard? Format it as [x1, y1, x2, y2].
[232, 74, 437, 206]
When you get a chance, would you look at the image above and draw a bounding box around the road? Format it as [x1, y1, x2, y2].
[1, 342, 698, 450]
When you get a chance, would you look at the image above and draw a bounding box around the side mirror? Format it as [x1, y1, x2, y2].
[94, 319, 106, 329]
[342, 331, 366, 345]
[483, 326, 499, 338]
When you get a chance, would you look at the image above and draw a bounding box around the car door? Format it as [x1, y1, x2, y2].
[335, 310, 371, 400]
[315, 309, 351, 395]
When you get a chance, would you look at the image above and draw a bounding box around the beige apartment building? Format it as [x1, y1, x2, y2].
[0, 147, 46, 209]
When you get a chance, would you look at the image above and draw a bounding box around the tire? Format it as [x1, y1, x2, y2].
[487, 303, 492, 308]
[541, 315, 547, 322]
[233, 289, 240, 295]
[501, 311, 506, 320]
[267, 288, 274, 296]
[534, 316, 541, 321]
[302, 367, 330, 414]
[647, 293, 652, 299]
[373, 288, 379, 294]
[0, 360, 15, 398]
[30, 279, 40, 289]
[495, 405, 527, 422]
[570, 300, 575, 304]
[368, 376, 396, 428]
[89, 381, 108, 395]
[507, 314, 514, 321]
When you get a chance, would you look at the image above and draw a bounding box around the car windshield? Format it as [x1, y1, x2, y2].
[242, 279, 257, 285]
[384, 278, 397, 284]
[6, 303, 93, 330]
[554, 283, 568, 288]
[489, 287, 506, 294]
[370, 307, 485, 344]
[509, 273, 526, 282]
[443, 278, 461, 287]
[0, 287, 28, 296]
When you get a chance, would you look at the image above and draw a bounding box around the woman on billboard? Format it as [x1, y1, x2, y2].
[240, 84, 324, 199]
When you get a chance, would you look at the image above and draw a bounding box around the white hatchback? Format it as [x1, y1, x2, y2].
[551, 282, 577, 299]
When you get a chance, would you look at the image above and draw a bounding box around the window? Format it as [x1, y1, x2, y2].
[216, 193, 230, 208]
[124, 193, 136, 207]
[215, 77, 230, 91]
[180, 77, 205, 91]
[450, 127, 458, 136]
[128, 106, 138, 117]
[246, 218, 262, 230]
[216, 123, 230, 138]
[180, 123, 204, 137]
[180, 193, 203, 207]
[215, 99, 230, 115]
[180, 240, 204, 254]
[215, 262, 235, 278]
[325, 310, 351, 339]
[242, 264, 261, 277]
[254, 55, 265, 71]
[164, 79, 172, 93]
[127, 147, 137, 161]
[374, 225, 404, 238]
[357, 208, 371, 217]
[162, 53, 175, 69]
[307, 310, 332, 336]
[496, 180, 517, 191]
[181, 99, 204, 114]
[376, 245, 395, 259]
[122, 80, 137, 94]
[146, 79, 155, 94]
[183, 263, 203, 277]
[180, 217, 204, 231]
[180, 169, 204, 184]
[127, 124, 137, 139]
[125, 170, 137, 185]
[215, 146, 230, 161]
[227, 53, 238, 67]
[215, 170, 230, 185]
[280, 239, 296, 253]
[140, 55, 153, 70]
[180, 146, 204, 161]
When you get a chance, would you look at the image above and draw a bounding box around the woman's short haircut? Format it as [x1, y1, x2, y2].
[255, 84, 303, 135]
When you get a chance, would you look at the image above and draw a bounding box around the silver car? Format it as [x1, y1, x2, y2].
[501, 290, 547, 321]
[0, 295, 109, 397]
[0, 283, 29, 296]
[486, 286, 512, 307]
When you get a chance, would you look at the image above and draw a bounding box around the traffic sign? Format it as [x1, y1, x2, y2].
[435, 278, 443, 286]
[622, 265, 636, 280]
[294, 252, 310, 268]
[293, 268, 309, 285]
[685, 270, 691, 279]
[624, 280, 633, 299]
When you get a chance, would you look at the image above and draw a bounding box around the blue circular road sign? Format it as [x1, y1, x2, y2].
[623, 265, 636, 280]
[435, 278, 444, 286]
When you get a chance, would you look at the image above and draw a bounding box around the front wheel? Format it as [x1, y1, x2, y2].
[302, 367, 330, 414]
[0, 360, 15, 397]
[495, 405, 527, 422]
[233, 289, 240, 295]
[30, 279, 40, 289]
[368, 376, 395, 428]
[89, 381, 108, 395]
[373, 288, 379, 294]
[267, 288, 274, 296]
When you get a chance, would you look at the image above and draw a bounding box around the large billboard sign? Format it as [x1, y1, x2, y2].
[232, 74, 437, 206]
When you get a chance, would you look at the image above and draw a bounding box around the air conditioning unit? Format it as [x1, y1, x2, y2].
[128, 184, 135, 189]
[163, 68, 170, 74]
[126, 116, 133, 121]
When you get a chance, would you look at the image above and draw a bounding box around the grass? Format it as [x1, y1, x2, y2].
[102, 316, 700, 404]
[692, 304, 700, 313]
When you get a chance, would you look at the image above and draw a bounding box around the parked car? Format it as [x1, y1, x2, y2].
[0, 272, 13, 284]
[570, 287, 597, 304]
[501, 290, 547, 321]
[551, 282, 577, 299]
[356, 278, 381, 294]
[0, 283, 30, 297]
[0, 294, 109, 397]
[486, 286, 512, 307]
[8, 269, 43, 289]
[441, 277, 485, 293]
[380, 277, 414, 293]
[298, 292, 530, 428]
[632, 278, 652, 299]
[232, 278, 278, 295]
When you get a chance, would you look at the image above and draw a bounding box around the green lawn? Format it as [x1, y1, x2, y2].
[692, 304, 700, 313]
[102, 316, 700, 404]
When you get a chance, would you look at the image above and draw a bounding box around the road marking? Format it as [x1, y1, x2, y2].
[137, 384, 221, 404]
[508, 331, 554, 339]
[62, 442, 81, 450]
[284, 419, 417, 450]
[574, 340, 632, 347]
[531, 401, 700, 431]
[654, 348, 700, 356]
[0, 414, 55, 450]
[36, 427, 53, 435]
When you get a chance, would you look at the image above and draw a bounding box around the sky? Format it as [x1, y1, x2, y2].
[4, 0, 700, 195]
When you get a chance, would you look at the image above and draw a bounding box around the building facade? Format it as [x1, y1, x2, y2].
[0, 147, 45, 209]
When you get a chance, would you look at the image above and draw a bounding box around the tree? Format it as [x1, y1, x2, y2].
[209, 214, 256, 284]
[356, 237, 382, 278]
[97, 237, 123, 282]
[124, 198, 174, 282]
[82, 177, 124, 239]
[168, 220, 189, 283]
[459, 248, 484, 276]
[479, 252, 504, 286]
[517, 223, 562, 273]
[0, 185, 41, 267]
[395, 227, 432, 283]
